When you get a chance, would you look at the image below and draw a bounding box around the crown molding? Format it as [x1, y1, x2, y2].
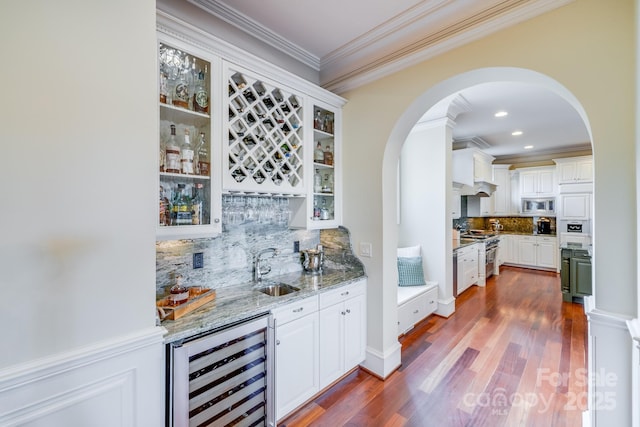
[187, 0, 320, 70]
[324, 0, 573, 94]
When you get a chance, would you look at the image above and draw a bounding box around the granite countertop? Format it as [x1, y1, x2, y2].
[161, 267, 366, 344]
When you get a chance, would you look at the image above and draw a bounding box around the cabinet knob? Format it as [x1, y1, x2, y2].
[214, 218, 220, 223]
[276, 340, 280, 345]
[341, 311, 346, 315]
[293, 307, 304, 313]
[341, 291, 350, 296]
[413, 309, 419, 314]
[346, 309, 351, 314]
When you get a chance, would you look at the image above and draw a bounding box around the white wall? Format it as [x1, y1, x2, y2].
[0, 1, 165, 424]
[341, 0, 636, 423]
[399, 118, 454, 314]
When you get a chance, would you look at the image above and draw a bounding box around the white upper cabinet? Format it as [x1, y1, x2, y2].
[492, 165, 512, 215]
[518, 166, 555, 198]
[156, 15, 346, 236]
[452, 148, 495, 187]
[554, 156, 593, 184]
[559, 193, 591, 219]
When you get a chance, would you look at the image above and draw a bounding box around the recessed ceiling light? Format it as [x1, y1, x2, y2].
[524, 145, 534, 149]
[512, 130, 523, 136]
[494, 111, 508, 118]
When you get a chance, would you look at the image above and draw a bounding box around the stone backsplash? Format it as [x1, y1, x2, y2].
[456, 216, 556, 234]
[156, 213, 361, 297]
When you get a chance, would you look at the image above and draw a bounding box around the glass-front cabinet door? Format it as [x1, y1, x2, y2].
[290, 99, 342, 229]
[157, 40, 221, 240]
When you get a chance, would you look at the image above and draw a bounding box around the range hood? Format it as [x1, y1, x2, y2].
[458, 180, 497, 197]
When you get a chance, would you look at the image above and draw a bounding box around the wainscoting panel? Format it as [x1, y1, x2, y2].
[0, 327, 165, 427]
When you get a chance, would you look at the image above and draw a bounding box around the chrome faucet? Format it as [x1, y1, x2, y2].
[254, 248, 279, 282]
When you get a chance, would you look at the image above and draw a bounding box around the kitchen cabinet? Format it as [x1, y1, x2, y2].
[290, 99, 342, 229]
[272, 296, 320, 420]
[571, 256, 592, 296]
[157, 41, 222, 240]
[554, 156, 593, 184]
[559, 193, 591, 220]
[561, 246, 592, 301]
[518, 166, 555, 198]
[515, 235, 557, 270]
[466, 195, 494, 217]
[492, 165, 512, 215]
[457, 243, 479, 294]
[452, 148, 495, 187]
[397, 284, 438, 336]
[452, 187, 461, 219]
[318, 280, 366, 389]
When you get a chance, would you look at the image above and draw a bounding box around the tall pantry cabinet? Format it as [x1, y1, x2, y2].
[156, 13, 346, 240]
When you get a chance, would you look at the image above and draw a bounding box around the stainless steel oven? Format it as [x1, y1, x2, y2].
[485, 237, 499, 279]
[166, 314, 275, 427]
[521, 198, 555, 215]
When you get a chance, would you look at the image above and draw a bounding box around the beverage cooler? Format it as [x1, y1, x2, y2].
[166, 314, 275, 427]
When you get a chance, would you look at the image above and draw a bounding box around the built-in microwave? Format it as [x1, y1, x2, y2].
[521, 198, 555, 215]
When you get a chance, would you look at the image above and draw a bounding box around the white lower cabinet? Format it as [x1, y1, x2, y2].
[512, 235, 557, 270]
[397, 284, 438, 336]
[319, 280, 367, 389]
[273, 279, 367, 420]
[457, 243, 479, 294]
[273, 296, 320, 420]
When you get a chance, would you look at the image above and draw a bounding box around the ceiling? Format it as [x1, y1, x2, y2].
[187, 0, 591, 160]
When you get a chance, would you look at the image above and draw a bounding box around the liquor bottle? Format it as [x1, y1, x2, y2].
[314, 141, 324, 163]
[197, 132, 210, 176]
[159, 186, 169, 226]
[193, 66, 209, 113]
[314, 168, 322, 193]
[165, 124, 181, 173]
[181, 129, 194, 174]
[323, 145, 334, 166]
[191, 183, 203, 225]
[159, 71, 169, 104]
[172, 64, 190, 109]
[314, 110, 323, 130]
[313, 199, 321, 220]
[175, 184, 192, 225]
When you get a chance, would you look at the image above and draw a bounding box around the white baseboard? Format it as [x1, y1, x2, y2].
[361, 342, 401, 379]
[436, 296, 455, 317]
[0, 326, 166, 427]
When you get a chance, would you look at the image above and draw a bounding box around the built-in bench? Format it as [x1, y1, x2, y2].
[397, 281, 438, 336]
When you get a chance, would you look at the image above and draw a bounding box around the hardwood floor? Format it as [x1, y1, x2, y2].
[280, 266, 587, 427]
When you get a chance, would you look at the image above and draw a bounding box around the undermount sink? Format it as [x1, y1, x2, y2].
[257, 283, 300, 297]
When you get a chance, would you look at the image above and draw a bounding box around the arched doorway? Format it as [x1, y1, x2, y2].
[369, 66, 594, 377]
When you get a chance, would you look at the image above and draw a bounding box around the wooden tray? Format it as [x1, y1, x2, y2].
[156, 287, 216, 320]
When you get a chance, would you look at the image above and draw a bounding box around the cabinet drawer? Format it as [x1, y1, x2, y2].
[272, 296, 319, 325]
[319, 280, 365, 309]
[424, 287, 438, 313]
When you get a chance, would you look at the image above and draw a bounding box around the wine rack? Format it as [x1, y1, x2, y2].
[224, 67, 305, 194]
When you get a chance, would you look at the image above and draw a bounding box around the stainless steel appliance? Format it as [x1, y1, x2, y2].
[484, 237, 499, 279]
[459, 231, 500, 280]
[166, 314, 275, 427]
[301, 245, 324, 275]
[521, 198, 555, 215]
